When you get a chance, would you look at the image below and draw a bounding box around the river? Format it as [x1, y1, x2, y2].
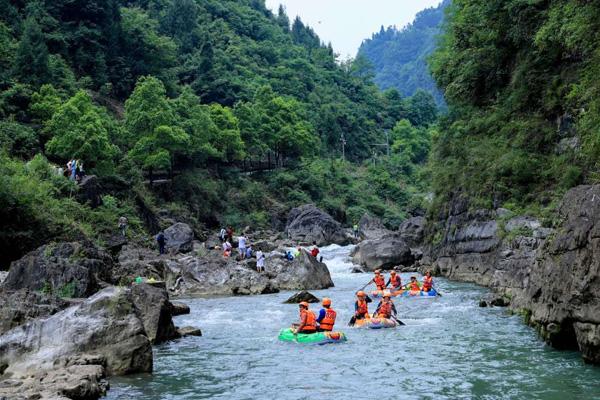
[107, 244, 600, 399]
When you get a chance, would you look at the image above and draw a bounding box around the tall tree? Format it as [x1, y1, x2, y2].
[13, 16, 49, 87]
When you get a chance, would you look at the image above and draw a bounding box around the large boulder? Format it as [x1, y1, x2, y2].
[268, 250, 334, 291]
[164, 222, 194, 254]
[285, 204, 350, 245]
[0, 289, 69, 335]
[0, 287, 153, 378]
[399, 216, 426, 248]
[131, 283, 179, 344]
[351, 233, 414, 271]
[3, 241, 113, 297]
[358, 213, 391, 240]
[76, 175, 103, 208]
[114, 245, 167, 285]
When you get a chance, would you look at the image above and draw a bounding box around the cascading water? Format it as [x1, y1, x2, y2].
[107, 245, 600, 399]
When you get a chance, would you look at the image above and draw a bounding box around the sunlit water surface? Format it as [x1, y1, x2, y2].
[107, 245, 600, 399]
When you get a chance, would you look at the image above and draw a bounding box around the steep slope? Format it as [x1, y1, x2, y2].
[358, 0, 449, 106]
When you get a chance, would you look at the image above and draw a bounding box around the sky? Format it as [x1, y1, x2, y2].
[264, 0, 443, 59]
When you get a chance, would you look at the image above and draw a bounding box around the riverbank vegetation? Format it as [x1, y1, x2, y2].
[0, 0, 437, 267]
[428, 0, 600, 219]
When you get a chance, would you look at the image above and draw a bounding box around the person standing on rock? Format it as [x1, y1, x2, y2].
[219, 228, 226, 242]
[156, 231, 167, 255]
[118, 216, 128, 237]
[316, 298, 337, 332]
[353, 222, 359, 238]
[292, 302, 317, 334]
[310, 241, 323, 262]
[226, 226, 234, 242]
[238, 234, 247, 259]
[256, 247, 265, 272]
[386, 270, 402, 291]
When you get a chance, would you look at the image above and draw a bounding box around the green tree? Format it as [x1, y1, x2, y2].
[29, 84, 63, 125]
[13, 16, 49, 86]
[45, 91, 118, 171]
[125, 76, 189, 172]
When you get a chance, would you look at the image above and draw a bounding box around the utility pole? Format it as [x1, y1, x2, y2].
[371, 130, 391, 159]
[340, 133, 347, 160]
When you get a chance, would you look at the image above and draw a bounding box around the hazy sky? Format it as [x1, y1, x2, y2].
[264, 0, 443, 59]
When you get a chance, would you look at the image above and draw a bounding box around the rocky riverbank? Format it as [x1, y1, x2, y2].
[423, 185, 600, 365]
[0, 204, 353, 399]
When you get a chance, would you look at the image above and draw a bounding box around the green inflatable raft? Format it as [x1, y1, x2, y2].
[278, 328, 348, 345]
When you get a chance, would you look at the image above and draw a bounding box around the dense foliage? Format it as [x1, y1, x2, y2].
[429, 0, 600, 218]
[358, 0, 449, 106]
[0, 0, 436, 267]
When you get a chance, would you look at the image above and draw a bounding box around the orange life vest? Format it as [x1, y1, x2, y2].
[389, 275, 401, 288]
[356, 299, 369, 316]
[319, 308, 337, 331]
[374, 275, 385, 289]
[300, 309, 317, 332]
[409, 281, 420, 291]
[423, 276, 433, 291]
[378, 301, 393, 318]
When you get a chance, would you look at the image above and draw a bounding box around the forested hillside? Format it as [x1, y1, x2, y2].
[358, 0, 449, 106]
[429, 0, 600, 221]
[0, 0, 437, 267]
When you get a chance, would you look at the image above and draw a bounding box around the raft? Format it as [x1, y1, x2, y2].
[353, 317, 398, 329]
[278, 328, 347, 345]
[371, 288, 439, 298]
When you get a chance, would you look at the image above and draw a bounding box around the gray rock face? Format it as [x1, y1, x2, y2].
[399, 216, 426, 248]
[76, 175, 102, 208]
[358, 213, 391, 240]
[427, 186, 600, 364]
[170, 301, 190, 316]
[351, 233, 414, 271]
[3, 242, 113, 298]
[284, 291, 320, 304]
[164, 222, 194, 254]
[0, 289, 68, 335]
[131, 283, 178, 344]
[268, 250, 334, 291]
[285, 205, 350, 245]
[177, 326, 202, 337]
[0, 287, 153, 377]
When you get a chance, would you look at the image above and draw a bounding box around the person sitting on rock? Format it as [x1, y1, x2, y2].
[405, 276, 421, 291]
[316, 297, 337, 332]
[354, 291, 372, 320]
[292, 302, 317, 334]
[285, 250, 294, 261]
[372, 269, 386, 290]
[223, 240, 232, 257]
[245, 244, 253, 259]
[310, 242, 320, 258]
[386, 270, 402, 291]
[374, 292, 397, 319]
[293, 247, 301, 258]
[422, 271, 433, 292]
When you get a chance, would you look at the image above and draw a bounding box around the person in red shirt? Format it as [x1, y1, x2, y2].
[310, 241, 320, 258]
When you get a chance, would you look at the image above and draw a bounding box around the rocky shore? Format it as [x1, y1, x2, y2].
[422, 185, 600, 365]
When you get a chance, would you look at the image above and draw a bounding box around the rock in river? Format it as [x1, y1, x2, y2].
[285, 204, 350, 245]
[164, 222, 194, 254]
[351, 233, 414, 271]
[284, 290, 320, 304]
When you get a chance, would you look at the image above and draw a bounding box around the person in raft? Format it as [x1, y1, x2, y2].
[405, 276, 421, 291]
[422, 270, 434, 292]
[386, 270, 402, 290]
[354, 291, 372, 320]
[316, 297, 337, 332]
[372, 269, 386, 290]
[374, 291, 397, 319]
[292, 302, 317, 334]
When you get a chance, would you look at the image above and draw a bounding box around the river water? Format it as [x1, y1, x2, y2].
[107, 245, 600, 399]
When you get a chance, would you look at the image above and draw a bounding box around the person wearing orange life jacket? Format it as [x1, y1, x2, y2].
[374, 291, 397, 319]
[292, 302, 317, 334]
[354, 291, 372, 320]
[422, 270, 434, 292]
[372, 269, 386, 290]
[405, 276, 421, 291]
[316, 297, 337, 331]
[386, 270, 402, 290]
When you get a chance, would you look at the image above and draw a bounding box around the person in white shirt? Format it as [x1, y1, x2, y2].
[238, 235, 247, 259]
[256, 248, 265, 272]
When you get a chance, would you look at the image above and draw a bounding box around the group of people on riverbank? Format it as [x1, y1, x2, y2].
[290, 270, 436, 334]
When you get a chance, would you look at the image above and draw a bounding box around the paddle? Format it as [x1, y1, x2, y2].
[358, 279, 373, 292]
[391, 315, 405, 326]
[348, 315, 356, 327]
